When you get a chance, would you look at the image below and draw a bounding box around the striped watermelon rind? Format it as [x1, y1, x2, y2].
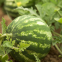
[6, 15, 52, 62]
[4, 0, 20, 18]
[4, 0, 36, 18]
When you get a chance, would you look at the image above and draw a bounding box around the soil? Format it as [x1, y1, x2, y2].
[0, 7, 62, 62]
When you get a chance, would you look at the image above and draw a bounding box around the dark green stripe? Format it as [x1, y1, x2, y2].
[5, 5, 17, 9]
[11, 16, 35, 32]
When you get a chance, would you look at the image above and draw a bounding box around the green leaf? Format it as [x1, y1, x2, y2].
[15, 6, 39, 18]
[52, 36, 62, 45]
[2, 54, 8, 62]
[54, 7, 60, 12]
[18, 42, 30, 51]
[2, 41, 13, 48]
[55, 22, 60, 29]
[50, 26, 55, 32]
[54, 18, 62, 23]
[0, 46, 5, 55]
[42, 0, 50, 3]
[58, 55, 62, 57]
[12, 40, 15, 46]
[1, 18, 7, 34]
[0, 55, 2, 61]
[50, 0, 58, 5]
[7, 60, 13, 62]
[4, 47, 12, 54]
[12, 47, 19, 52]
[58, 1, 62, 8]
[0, 46, 11, 55]
[0, 35, 3, 46]
[36, 2, 55, 18]
[60, 29, 62, 35]
[9, 60, 13, 62]
[14, 6, 30, 15]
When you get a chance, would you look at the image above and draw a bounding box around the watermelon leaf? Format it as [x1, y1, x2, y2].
[54, 18, 62, 23]
[18, 42, 30, 52]
[0, 54, 13, 62]
[12, 47, 19, 52]
[1, 54, 8, 62]
[2, 41, 13, 48]
[1, 18, 7, 34]
[35, 2, 55, 18]
[0, 46, 5, 55]
[0, 55, 2, 61]
[0, 46, 11, 56]
[12, 40, 15, 46]
[15, 6, 40, 17]
[8, 60, 13, 62]
[0, 33, 3, 45]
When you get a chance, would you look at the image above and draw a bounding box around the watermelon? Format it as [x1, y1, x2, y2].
[6, 15, 52, 62]
[4, 0, 36, 18]
[4, 0, 20, 18]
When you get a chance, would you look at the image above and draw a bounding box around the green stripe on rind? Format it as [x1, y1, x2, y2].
[4, 0, 19, 17]
[7, 15, 47, 31]
[7, 15, 52, 52]
[4, 0, 16, 6]
[4, 5, 17, 9]
[5, 2, 16, 6]
[7, 15, 35, 32]
[7, 12, 19, 17]
[6, 0, 14, 1]
[6, 15, 52, 61]
[4, 6, 19, 17]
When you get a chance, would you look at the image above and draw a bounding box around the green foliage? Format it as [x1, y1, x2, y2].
[15, 6, 39, 17]
[15, 0, 62, 58]
[0, 54, 13, 62]
[18, 42, 30, 52]
[16, 0, 62, 31]
[36, 2, 55, 18]
[0, 0, 4, 6]
[6, 15, 52, 62]
[1, 18, 7, 34]
[1, 0, 62, 61]
[0, 17, 31, 62]
[54, 18, 62, 23]
[0, 20, 30, 54]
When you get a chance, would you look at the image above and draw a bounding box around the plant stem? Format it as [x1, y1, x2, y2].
[57, 11, 62, 17]
[0, 38, 2, 46]
[55, 44, 62, 55]
[52, 31, 62, 54]
[52, 31, 62, 38]
[0, 33, 12, 38]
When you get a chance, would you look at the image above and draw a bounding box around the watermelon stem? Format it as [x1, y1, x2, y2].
[0, 33, 12, 38]
[52, 31, 62, 55]
[53, 31, 62, 38]
[55, 44, 62, 55]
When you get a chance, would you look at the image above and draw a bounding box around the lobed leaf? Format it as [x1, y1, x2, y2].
[1, 18, 7, 34]
[54, 18, 62, 23]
